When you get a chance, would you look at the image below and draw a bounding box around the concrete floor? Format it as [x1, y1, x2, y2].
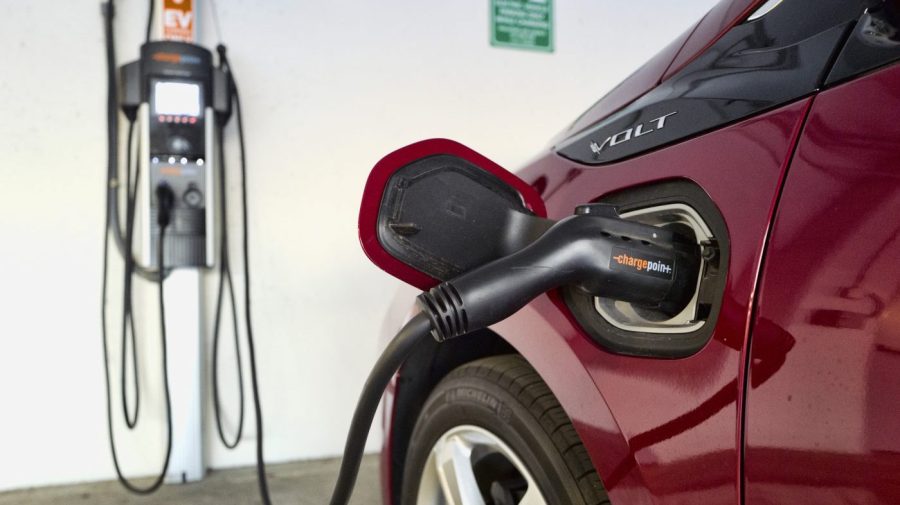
[0, 455, 380, 505]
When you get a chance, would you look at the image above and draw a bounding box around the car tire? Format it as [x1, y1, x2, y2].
[400, 354, 610, 505]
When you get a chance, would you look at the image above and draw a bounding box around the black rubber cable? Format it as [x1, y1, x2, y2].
[102, 0, 122, 250]
[101, 210, 174, 494]
[103, 0, 161, 283]
[121, 119, 141, 429]
[145, 0, 154, 43]
[328, 313, 433, 505]
[216, 46, 274, 504]
[101, 0, 174, 492]
[214, 45, 436, 505]
[211, 119, 246, 449]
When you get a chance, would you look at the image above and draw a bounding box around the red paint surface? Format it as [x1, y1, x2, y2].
[492, 99, 811, 505]
[745, 65, 900, 505]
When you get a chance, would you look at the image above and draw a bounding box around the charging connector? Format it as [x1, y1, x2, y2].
[156, 182, 175, 228]
[100, 180, 177, 495]
[418, 206, 700, 341]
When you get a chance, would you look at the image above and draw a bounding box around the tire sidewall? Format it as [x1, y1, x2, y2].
[400, 365, 588, 505]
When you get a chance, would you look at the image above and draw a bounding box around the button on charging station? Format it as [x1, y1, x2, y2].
[183, 186, 204, 208]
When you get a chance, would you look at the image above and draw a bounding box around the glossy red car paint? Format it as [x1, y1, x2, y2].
[369, 1, 900, 504]
[376, 99, 812, 504]
[745, 64, 900, 504]
[497, 100, 811, 505]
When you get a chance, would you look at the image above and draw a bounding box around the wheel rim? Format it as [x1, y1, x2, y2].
[415, 424, 548, 505]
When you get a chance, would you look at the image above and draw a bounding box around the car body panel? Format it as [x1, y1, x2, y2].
[491, 99, 812, 505]
[565, 0, 769, 141]
[564, 20, 699, 139]
[556, 0, 863, 167]
[378, 99, 812, 505]
[745, 63, 900, 505]
[662, 0, 762, 81]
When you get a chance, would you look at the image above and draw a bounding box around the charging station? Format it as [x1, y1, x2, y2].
[125, 41, 221, 484]
[123, 42, 218, 269]
[102, 0, 236, 488]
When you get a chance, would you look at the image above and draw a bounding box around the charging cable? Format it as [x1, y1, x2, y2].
[100, 0, 182, 493]
[100, 180, 176, 494]
[210, 41, 400, 505]
[102, 0, 163, 283]
[210, 43, 275, 505]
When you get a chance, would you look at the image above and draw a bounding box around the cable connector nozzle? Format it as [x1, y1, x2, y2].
[155, 183, 175, 228]
[417, 284, 468, 342]
[417, 213, 701, 342]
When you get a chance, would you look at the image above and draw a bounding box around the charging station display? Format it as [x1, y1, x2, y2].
[153, 81, 201, 117]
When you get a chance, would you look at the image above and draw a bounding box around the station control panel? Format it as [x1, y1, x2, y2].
[121, 41, 229, 268]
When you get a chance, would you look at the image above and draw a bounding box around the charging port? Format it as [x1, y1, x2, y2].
[594, 203, 716, 334]
[563, 179, 729, 358]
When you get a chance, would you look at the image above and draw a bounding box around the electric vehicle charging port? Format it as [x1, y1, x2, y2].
[594, 203, 719, 334]
[563, 180, 729, 358]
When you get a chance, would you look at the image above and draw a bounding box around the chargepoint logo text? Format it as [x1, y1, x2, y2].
[611, 250, 673, 279]
[590, 112, 677, 155]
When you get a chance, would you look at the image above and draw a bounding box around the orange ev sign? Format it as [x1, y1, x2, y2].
[163, 0, 195, 42]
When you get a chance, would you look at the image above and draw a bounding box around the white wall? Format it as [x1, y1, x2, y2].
[0, 0, 717, 491]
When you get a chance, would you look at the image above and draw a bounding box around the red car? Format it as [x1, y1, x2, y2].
[362, 0, 900, 503]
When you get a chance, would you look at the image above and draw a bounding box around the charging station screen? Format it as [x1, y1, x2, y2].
[153, 81, 201, 117]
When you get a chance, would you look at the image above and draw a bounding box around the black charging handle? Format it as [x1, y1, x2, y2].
[417, 205, 700, 341]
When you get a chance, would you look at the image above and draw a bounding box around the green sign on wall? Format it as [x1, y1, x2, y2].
[491, 0, 553, 53]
